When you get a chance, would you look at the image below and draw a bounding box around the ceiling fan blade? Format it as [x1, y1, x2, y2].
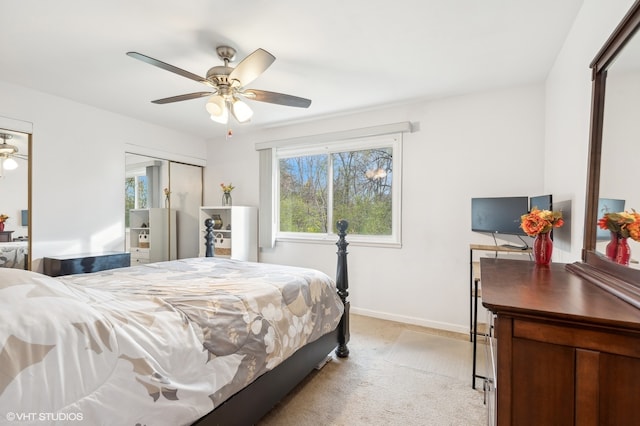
[127, 52, 210, 85]
[229, 49, 275, 87]
[151, 92, 213, 104]
[243, 89, 311, 108]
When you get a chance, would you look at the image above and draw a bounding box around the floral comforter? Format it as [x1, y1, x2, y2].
[0, 241, 27, 269]
[0, 257, 343, 425]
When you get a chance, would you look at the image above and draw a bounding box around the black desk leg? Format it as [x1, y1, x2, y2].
[472, 278, 478, 388]
[472, 278, 487, 390]
[469, 249, 473, 342]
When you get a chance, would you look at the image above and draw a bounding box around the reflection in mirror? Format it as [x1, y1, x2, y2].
[596, 27, 640, 269]
[573, 0, 640, 310]
[124, 153, 169, 253]
[0, 129, 30, 269]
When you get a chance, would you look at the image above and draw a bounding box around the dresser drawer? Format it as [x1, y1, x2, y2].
[131, 257, 150, 265]
[131, 248, 150, 259]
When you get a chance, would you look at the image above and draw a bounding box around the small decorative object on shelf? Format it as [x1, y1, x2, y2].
[598, 211, 640, 265]
[214, 232, 231, 256]
[212, 214, 223, 230]
[0, 214, 7, 232]
[521, 208, 564, 266]
[138, 231, 150, 248]
[220, 182, 235, 206]
[164, 187, 171, 208]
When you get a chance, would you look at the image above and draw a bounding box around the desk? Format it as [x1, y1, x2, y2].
[469, 244, 531, 389]
[0, 231, 14, 242]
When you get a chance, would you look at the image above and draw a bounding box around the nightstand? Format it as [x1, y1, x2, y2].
[0, 231, 14, 242]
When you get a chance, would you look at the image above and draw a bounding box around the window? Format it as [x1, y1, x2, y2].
[124, 174, 148, 227]
[275, 134, 402, 245]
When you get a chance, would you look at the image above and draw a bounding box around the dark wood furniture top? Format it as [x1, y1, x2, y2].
[0, 231, 14, 242]
[43, 252, 131, 277]
[481, 258, 640, 330]
[481, 258, 640, 426]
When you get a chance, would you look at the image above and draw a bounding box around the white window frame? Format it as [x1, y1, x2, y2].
[274, 133, 402, 247]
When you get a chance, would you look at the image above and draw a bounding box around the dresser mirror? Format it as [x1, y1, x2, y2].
[572, 0, 640, 308]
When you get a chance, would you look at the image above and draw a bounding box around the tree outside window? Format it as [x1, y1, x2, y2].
[124, 175, 148, 227]
[332, 148, 392, 235]
[278, 143, 396, 239]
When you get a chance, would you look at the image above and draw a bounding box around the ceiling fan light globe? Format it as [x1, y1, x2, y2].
[231, 99, 253, 123]
[3, 157, 18, 170]
[206, 96, 225, 116]
[210, 109, 229, 124]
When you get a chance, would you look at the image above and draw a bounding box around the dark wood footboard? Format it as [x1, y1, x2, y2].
[197, 219, 351, 425]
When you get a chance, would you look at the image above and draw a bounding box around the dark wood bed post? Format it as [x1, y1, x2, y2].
[335, 219, 350, 358]
[204, 218, 214, 257]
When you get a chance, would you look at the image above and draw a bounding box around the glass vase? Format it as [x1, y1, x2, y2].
[222, 192, 232, 206]
[615, 236, 631, 266]
[605, 231, 619, 261]
[0, 222, 4, 232]
[533, 232, 553, 266]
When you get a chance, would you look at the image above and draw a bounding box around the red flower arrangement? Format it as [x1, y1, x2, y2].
[520, 208, 564, 237]
[598, 211, 640, 241]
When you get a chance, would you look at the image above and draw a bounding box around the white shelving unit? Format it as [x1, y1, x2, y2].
[129, 208, 176, 264]
[199, 206, 258, 261]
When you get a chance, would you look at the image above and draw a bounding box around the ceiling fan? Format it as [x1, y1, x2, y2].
[127, 46, 312, 125]
[0, 133, 27, 177]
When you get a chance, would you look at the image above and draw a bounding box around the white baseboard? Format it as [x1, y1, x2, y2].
[350, 306, 469, 335]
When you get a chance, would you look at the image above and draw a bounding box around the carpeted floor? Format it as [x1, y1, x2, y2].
[258, 314, 487, 426]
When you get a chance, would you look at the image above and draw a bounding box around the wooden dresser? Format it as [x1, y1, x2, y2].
[481, 258, 640, 426]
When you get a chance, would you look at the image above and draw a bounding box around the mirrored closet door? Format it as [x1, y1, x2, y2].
[0, 123, 31, 270]
[125, 153, 202, 261]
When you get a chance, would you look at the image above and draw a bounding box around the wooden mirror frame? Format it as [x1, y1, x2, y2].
[567, 0, 640, 309]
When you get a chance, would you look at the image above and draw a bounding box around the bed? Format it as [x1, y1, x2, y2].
[0, 220, 350, 425]
[0, 241, 28, 269]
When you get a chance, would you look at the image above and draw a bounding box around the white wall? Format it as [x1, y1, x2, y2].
[205, 84, 546, 333]
[0, 80, 207, 272]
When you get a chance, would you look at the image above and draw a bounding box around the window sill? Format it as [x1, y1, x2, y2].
[275, 235, 402, 249]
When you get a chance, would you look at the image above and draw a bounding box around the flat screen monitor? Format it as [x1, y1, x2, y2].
[530, 194, 552, 211]
[471, 196, 529, 235]
[596, 198, 625, 240]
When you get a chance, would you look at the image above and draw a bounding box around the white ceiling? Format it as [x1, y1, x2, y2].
[0, 0, 584, 139]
